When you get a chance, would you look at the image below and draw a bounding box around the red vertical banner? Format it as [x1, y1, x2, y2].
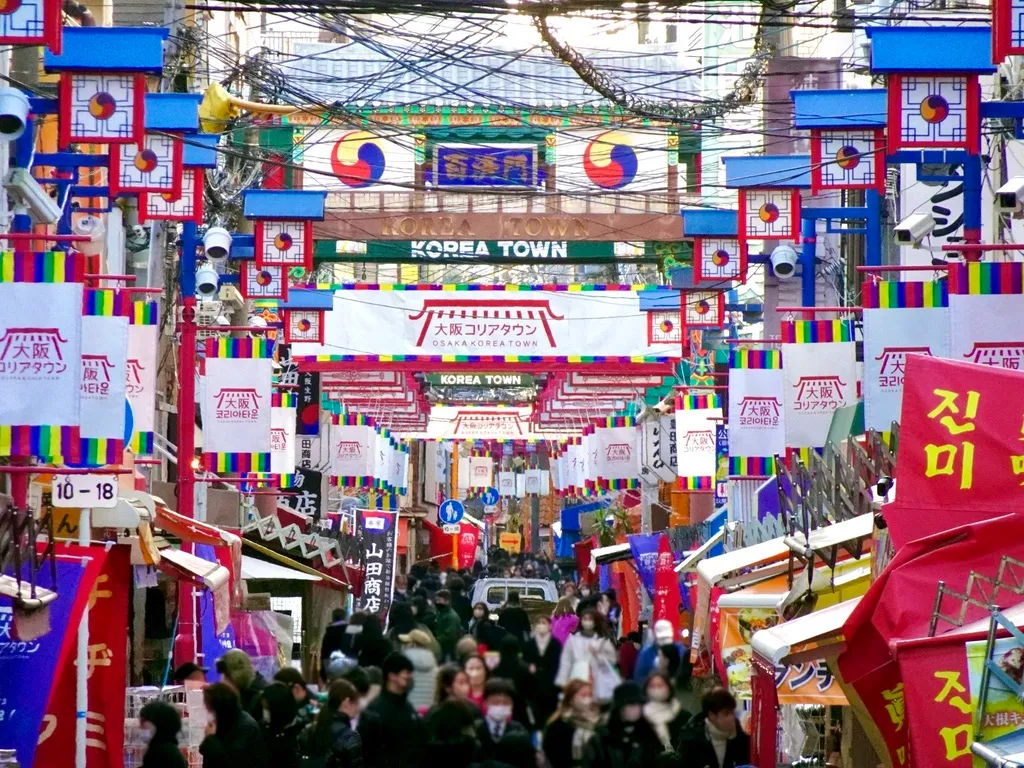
[652, 535, 681, 636]
[456, 522, 479, 570]
[35, 545, 131, 768]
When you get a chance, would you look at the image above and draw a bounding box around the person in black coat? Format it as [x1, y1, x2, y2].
[339, 668, 385, 768]
[496, 591, 532, 645]
[448, 575, 474, 629]
[425, 698, 481, 768]
[259, 681, 302, 768]
[139, 699, 188, 768]
[542, 680, 599, 768]
[356, 615, 394, 670]
[304, 679, 364, 768]
[490, 635, 534, 730]
[582, 682, 664, 768]
[469, 602, 506, 651]
[523, 615, 562, 728]
[475, 679, 536, 768]
[668, 688, 751, 768]
[321, 608, 350, 681]
[365, 652, 427, 768]
[199, 682, 268, 768]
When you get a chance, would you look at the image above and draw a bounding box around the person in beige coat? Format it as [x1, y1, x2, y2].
[400, 628, 440, 714]
[555, 609, 618, 702]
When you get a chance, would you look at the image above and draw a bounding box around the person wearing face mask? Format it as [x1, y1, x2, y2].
[582, 682, 664, 768]
[469, 601, 504, 651]
[635, 621, 687, 682]
[301, 679, 364, 768]
[365, 652, 427, 768]
[669, 688, 750, 768]
[490, 635, 534, 729]
[199, 682, 268, 768]
[555, 609, 617, 702]
[524, 615, 562, 727]
[642, 672, 691, 753]
[542, 680, 599, 768]
[138, 699, 188, 768]
[338, 668, 385, 768]
[474, 679, 536, 768]
[463, 653, 489, 708]
[259, 681, 302, 768]
[434, 589, 463, 661]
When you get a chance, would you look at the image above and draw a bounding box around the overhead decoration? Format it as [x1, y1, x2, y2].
[647, 310, 682, 346]
[283, 309, 325, 344]
[254, 220, 314, 270]
[300, 128, 416, 191]
[139, 134, 218, 225]
[558, 128, 668, 192]
[0, 251, 85, 461]
[432, 142, 538, 188]
[682, 209, 746, 285]
[329, 413, 376, 488]
[739, 188, 801, 242]
[947, 262, 1024, 369]
[270, 392, 296, 476]
[0, 0, 60, 50]
[110, 131, 183, 197]
[201, 337, 274, 473]
[241, 261, 288, 301]
[588, 416, 639, 491]
[45, 27, 170, 150]
[675, 394, 722, 490]
[862, 279, 950, 433]
[993, 0, 1024, 63]
[723, 157, 809, 262]
[77, 289, 130, 465]
[781, 320, 858, 460]
[682, 291, 726, 329]
[126, 299, 159, 456]
[242, 189, 326, 291]
[727, 349, 784, 477]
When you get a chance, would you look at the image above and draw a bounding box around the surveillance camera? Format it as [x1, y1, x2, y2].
[203, 226, 232, 262]
[0, 87, 29, 140]
[5, 167, 61, 224]
[894, 212, 936, 246]
[997, 176, 1024, 216]
[770, 244, 798, 280]
[195, 262, 219, 299]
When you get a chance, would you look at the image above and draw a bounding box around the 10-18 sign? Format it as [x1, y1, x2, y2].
[52, 474, 119, 509]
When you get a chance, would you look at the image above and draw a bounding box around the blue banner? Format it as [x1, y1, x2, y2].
[197, 544, 235, 681]
[628, 532, 663, 598]
[0, 554, 96, 767]
[434, 145, 537, 188]
[714, 424, 729, 509]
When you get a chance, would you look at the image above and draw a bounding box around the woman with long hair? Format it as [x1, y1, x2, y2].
[490, 634, 533, 728]
[642, 672, 691, 753]
[541, 680, 599, 768]
[468, 601, 503, 650]
[303, 679, 364, 768]
[582, 682, 664, 768]
[462, 653, 489, 709]
[551, 597, 580, 645]
[258, 682, 302, 768]
[555, 609, 618, 702]
[198, 683, 267, 768]
[432, 663, 472, 708]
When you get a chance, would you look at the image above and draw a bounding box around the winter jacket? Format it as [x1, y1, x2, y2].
[139, 700, 188, 768]
[262, 719, 303, 768]
[497, 606, 532, 644]
[633, 643, 687, 682]
[475, 718, 536, 768]
[554, 632, 617, 690]
[309, 711, 364, 768]
[404, 646, 440, 713]
[434, 605, 464, 660]
[470, 618, 506, 651]
[365, 689, 427, 768]
[321, 620, 350, 678]
[581, 719, 665, 768]
[542, 715, 598, 768]
[523, 635, 562, 726]
[551, 614, 579, 645]
[451, 592, 474, 629]
[354, 709, 385, 768]
[670, 713, 751, 768]
[199, 710, 268, 768]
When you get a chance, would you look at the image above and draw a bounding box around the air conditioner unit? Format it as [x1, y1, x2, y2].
[218, 284, 245, 311]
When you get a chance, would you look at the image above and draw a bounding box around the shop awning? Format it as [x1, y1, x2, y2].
[751, 596, 862, 665]
[676, 527, 727, 573]
[154, 505, 241, 551]
[241, 538, 348, 590]
[158, 547, 231, 591]
[241, 554, 322, 582]
[784, 514, 874, 558]
[696, 535, 791, 589]
[590, 542, 632, 571]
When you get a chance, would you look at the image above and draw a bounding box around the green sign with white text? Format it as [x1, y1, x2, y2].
[425, 372, 536, 387]
[366, 240, 616, 263]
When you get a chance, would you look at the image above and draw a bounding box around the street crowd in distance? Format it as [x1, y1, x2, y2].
[136, 550, 750, 768]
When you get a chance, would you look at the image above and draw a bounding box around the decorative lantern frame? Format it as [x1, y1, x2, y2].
[993, 0, 1024, 64]
[0, 0, 62, 52]
[242, 189, 327, 284]
[866, 26, 995, 156]
[139, 127, 215, 226]
[45, 27, 169, 150]
[724, 155, 810, 265]
[682, 208, 745, 285]
[681, 290, 726, 329]
[109, 93, 200, 199]
[283, 310, 326, 344]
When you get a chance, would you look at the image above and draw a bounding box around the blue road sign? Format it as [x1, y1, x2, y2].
[438, 499, 465, 525]
[481, 487, 499, 506]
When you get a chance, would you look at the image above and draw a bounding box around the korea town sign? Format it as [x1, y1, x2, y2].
[364, 240, 617, 264]
[425, 373, 535, 387]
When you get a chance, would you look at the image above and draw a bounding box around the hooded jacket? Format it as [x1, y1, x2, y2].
[139, 700, 188, 768]
[671, 713, 750, 768]
[404, 646, 439, 713]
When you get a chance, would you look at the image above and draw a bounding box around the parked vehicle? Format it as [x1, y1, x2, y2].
[471, 579, 558, 621]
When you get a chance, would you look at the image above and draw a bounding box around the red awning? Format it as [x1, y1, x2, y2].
[423, 519, 454, 559]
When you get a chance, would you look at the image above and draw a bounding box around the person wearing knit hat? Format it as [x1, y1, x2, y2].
[581, 681, 664, 768]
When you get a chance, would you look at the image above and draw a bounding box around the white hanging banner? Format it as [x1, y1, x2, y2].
[80, 315, 128, 441]
[591, 425, 640, 482]
[728, 366, 786, 460]
[949, 293, 1024, 368]
[270, 404, 297, 475]
[201, 357, 273, 454]
[126, 323, 158, 436]
[516, 473, 527, 498]
[468, 456, 493, 488]
[782, 333, 857, 450]
[330, 423, 375, 479]
[498, 471, 516, 497]
[458, 456, 471, 490]
[675, 407, 722, 481]
[525, 468, 542, 495]
[372, 431, 390, 486]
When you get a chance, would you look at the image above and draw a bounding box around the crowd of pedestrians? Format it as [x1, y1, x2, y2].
[139, 552, 750, 768]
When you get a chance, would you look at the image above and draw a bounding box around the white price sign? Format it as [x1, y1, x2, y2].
[52, 474, 118, 509]
[442, 523, 461, 535]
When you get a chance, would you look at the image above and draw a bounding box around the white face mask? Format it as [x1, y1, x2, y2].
[648, 687, 671, 703]
[140, 725, 155, 744]
[487, 704, 513, 723]
[581, 620, 595, 633]
[534, 625, 551, 637]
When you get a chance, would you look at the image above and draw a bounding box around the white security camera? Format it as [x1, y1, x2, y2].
[5, 167, 61, 224]
[72, 214, 105, 256]
[0, 88, 29, 140]
[894, 212, 936, 246]
[195, 262, 219, 298]
[770, 244, 798, 280]
[203, 226, 232, 262]
[997, 176, 1024, 217]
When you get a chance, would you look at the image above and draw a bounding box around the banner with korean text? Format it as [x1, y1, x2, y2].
[862, 280, 949, 432]
[676, 394, 721, 490]
[126, 299, 159, 455]
[0, 252, 85, 461]
[330, 414, 375, 487]
[270, 392, 297, 477]
[781, 321, 857, 455]
[201, 338, 273, 473]
[78, 290, 130, 465]
[290, 285, 678, 362]
[948, 262, 1024, 370]
[357, 509, 400, 623]
[589, 417, 640, 490]
[727, 349, 783, 477]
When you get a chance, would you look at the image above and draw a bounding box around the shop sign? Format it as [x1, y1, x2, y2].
[425, 372, 534, 387]
[433, 144, 537, 188]
[364, 240, 616, 263]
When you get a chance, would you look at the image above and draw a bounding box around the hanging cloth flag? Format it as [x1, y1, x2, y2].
[201, 337, 274, 473]
[0, 252, 85, 461]
[948, 262, 1024, 370]
[270, 391, 297, 475]
[330, 413, 375, 488]
[590, 417, 639, 491]
[126, 299, 159, 456]
[727, 348, 784, 477]
[781, 320, 857, 463]
[862, 279, 949, 432]
[675, 394, 722, 490]
[77, 289, 131, 465]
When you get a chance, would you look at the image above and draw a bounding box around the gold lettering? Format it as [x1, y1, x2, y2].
[573, 219, 591, 237]
[398, 218, 419, 237]
[524, 217, 542, 237]
[456, 218, 473, 237]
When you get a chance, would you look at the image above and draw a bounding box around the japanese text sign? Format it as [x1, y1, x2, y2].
[201, 356, 273, 455]
[357, 510, 399, 623]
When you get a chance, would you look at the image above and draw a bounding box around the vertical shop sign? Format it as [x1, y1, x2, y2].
[357, 509, 400, 624]
[297, 371, 320, 436]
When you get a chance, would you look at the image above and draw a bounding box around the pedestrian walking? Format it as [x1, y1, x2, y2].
[469, 602, 505, 650]
[199, 682, 268, 768]
[320, 609, 350, 681]
[475, 679, 536, 768]
[365, 652, 427, 768]
[275, 667, 319, 729]
[541, 680, 599, 768]
[523, 615, 562, 727]
[490, 634, 534, 729]
[642, 672, 690, 753]
[215, 649, 267, 721]
[302, 679, 364, 768]
[497, 590, 532, 644]
[670, 688, 750, 768]
[463, 653, 489, 709]
[555, 610, 618, 701]
[581, 682, 664, 768]
[259, 681, 303, 768]
[398, 628, 440, 713]
[356, 615, 394, 669]
[433, 588, 464, 660]
[138, 700, 188, 768]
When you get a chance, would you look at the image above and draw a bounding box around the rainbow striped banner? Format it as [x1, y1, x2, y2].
[240, 472, 297, 492]
[204, 452, 271, 474]
[205, 337, 275, 359]
[680, 475, 712, 491]
[335, 475, 374, 489]
[950, 261, 1024, 295]
[301, 283, 659, 292]
[129, 300, 159, 326]
[600, 477, 639, 491]
[127, 300, 159, 457]
[0, 426, 80, 462]
[730, 349, 782, 369]
[862, 280, 948, 309]
[272, 392, 297, 408]
[780, 320, 855, 344]
[83, 288, 132, 317]
[130, 431, 154, 455]
[75, 437, 123, 467]
[786, 446, 821, 468]
[204, 336, 273, 472]
[375, 493, 398, 511]
[728, 456, 777, 477]
[0, 251, 84, 283]
[677, 394, 721, 411]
